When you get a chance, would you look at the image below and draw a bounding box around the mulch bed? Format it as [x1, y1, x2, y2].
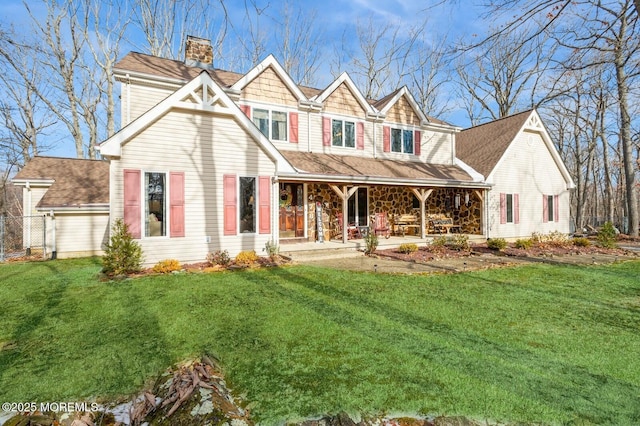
[377, 239, 639, 264]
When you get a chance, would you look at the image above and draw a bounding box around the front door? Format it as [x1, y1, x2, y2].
[279, 183, 305, 238]
[348, 187, 368, 226]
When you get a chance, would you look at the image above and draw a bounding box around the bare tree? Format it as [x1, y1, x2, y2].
[271, 2, 323, 86]
[456, 31, 556, 122]
[0, 27, 56, 166]
[334, 15, 424, 99]
[406, 33, 453, 118]
[81, 0, 129, 138]
[556, 0, 640, 236]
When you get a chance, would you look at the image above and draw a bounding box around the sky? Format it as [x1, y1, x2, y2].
[0, 0, 490, 159]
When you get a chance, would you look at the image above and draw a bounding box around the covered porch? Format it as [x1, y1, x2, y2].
[276, 151, 490, 245]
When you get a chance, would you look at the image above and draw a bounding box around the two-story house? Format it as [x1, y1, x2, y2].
[96, 36, 573, 265]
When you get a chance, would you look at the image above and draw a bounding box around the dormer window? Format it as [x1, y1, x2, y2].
[391, 128, 414, 154]
[253, 108, 287, 141]
[332, 119, 356, 148]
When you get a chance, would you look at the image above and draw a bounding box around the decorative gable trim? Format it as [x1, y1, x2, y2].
[98, 71, 296, 174]
[488, 110, 575, 189]
[313, 72, 376, 115]
[378, 86, 429, 125]
[230, 54, 307, 102]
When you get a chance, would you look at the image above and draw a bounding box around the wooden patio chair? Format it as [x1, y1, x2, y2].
[336, 212, 360, 239]
[371, 212, 391, 239]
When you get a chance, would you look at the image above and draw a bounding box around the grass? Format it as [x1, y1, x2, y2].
[1, 257, 639, 424]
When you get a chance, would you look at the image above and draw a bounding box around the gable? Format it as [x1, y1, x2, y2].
[323, 82, 367, 117]
[98, 71, 296, 174]
[457, 110, 574, 189]
[242, 66, 298, 107]
[385, 94, 421, 126]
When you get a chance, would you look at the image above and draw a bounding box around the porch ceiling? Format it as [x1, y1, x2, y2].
[280, 151, 487, 187]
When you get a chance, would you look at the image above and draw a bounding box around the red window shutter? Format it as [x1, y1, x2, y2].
[356, 122, 365, 150]
[169, 172, 185, 237]
[322, 117, 331, 146]
[554, 195, 559, 222]
[499, 193, 506, 224]
[383, 126, 390, 152]
[414, 130, 421, 155]
[258, 176, 271, 234]
[123, 169, 141, 239]
[543, 195, 548, 223]
[289, 112, 299, 143]
[240, 104, 251, 118]
[514, 193, 520, 224]
[223, 174, 237, 236]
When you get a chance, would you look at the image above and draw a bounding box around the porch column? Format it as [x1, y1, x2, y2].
[410, 188, 433, 239]
[475, 189, 487, 238]
[330, 184, 359, 243]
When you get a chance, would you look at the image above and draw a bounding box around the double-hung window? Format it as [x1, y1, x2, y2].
[253, 108, 287, 141]
[500, 193, 519, 225]
[145, 172, 166, 237]
[332, 119, 355, 148]
[506, 194, 514, 223]
[391, 128, 414, 154]
[546, 195, 554, 222]
[239, 177, 256, 233]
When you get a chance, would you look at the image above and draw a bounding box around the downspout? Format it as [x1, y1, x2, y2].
[373, 121, 377, 159]
[272, 176, 279, 245]
[307, 109, 311, 153]
[126, 73, 131, 125]
[25, 182, 31, 255]
[485, 188, 490, 239]
[49, 210, 56, 260]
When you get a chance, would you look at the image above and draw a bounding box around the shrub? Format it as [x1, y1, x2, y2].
[235, 250, 259, 265]
[207, 250, 231, 267]
[102, 218, 143, 277]
[431, 236, 447, 248]
[487, 238, 507, 251]
[398, 243, 418, 254]
[547, 230, 570, 247]
[264, 239, 280, 260]
[447, 234, 470, 251]
[514, 238, 533, 250]
[531, 231, 569, 247]
[597, 222, 618, 249]
[364, 232, 379, 255]
[572, 237, 591, 247]
[152, 259, 181, 274]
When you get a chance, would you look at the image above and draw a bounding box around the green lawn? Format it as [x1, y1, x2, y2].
[1, 258, 639, 424]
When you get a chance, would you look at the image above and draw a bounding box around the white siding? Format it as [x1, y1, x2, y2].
[111, 109, 277, 266]
[123, 83, 174, 126]
[45, 213, 109, 258]
[487, 130, 571, 238]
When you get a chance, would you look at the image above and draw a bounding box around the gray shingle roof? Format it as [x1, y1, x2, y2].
[13, 156, 109, 208]
[456, 110, 532, 178]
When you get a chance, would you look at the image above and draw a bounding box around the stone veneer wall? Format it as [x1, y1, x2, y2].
[305, 184, 482, 240]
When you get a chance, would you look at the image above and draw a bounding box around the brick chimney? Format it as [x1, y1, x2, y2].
[185, 35, 213, 68]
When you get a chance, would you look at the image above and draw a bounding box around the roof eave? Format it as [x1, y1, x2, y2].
[36, 204, 109, 212]
[276, 172, 490, 188]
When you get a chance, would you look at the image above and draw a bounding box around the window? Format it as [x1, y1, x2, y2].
[506, 194, 513, 223]
[390, 127, 413, 153]
[145, 172, 166, 237]
[331, 119, 355, 148]
[500, 193, 519, 225]
[272, 111, 287, 141]
[239, 177, 256, 233]
[391, 129, 402, 152]
[253, 109, 287, 141]
[547, 195, 554, 222]
[253, 109, 269, 137]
